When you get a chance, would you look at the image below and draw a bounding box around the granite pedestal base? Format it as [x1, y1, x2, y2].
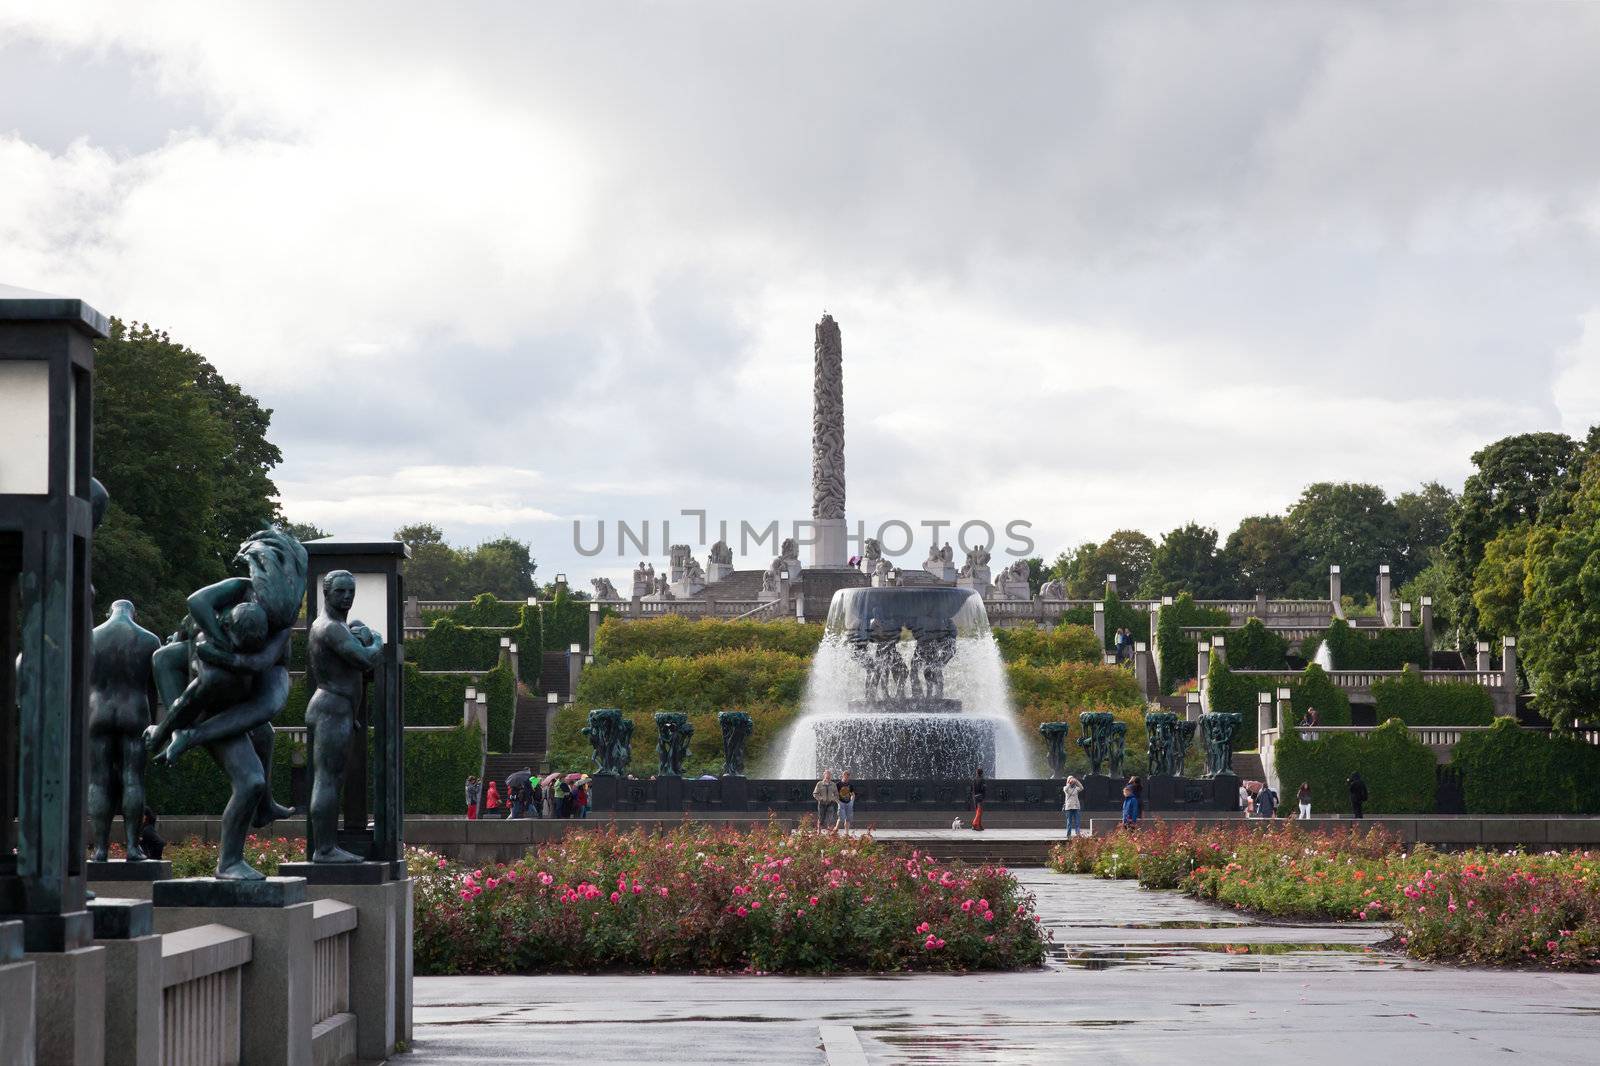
[0, 920, 35, 1066]
[24, 944, 106, 1066]
[277, 860, 399, 885]
[154, 877, 313, 1066]
[86, 860, 172, 902]
[89, 900, 159, 1066]
[303, 878, 409, 1062]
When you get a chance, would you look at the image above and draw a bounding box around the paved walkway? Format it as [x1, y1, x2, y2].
[410, 869, 1600, 1064]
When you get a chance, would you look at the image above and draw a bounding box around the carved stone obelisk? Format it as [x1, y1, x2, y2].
[811, 313, 848, 567]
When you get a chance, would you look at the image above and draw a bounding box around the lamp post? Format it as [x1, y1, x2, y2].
[0, 285, 107, 953]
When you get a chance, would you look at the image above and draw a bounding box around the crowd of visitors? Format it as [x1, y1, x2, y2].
[464, 770, 592, 820]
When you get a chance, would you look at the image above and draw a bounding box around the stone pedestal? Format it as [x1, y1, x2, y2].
[24, 945, 106, 1066]
[809, 518, 848, 569]
[87, 860, 172, 902]
[302, 877, 409, 1063]
[89, 900, 160, 1066]
[669, 578, 705, 600]
[153, 878, 313, 1066]
[0, 921, 36, 1066]
[956, 570, 991, 597]
[278, 861, 399, 885]
[705, 562, 734, 584]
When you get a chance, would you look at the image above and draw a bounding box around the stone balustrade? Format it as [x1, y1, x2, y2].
[1180, 624, 1421, 645]
[159, 923, 251, 1066]
[311, 900, 357, 1063]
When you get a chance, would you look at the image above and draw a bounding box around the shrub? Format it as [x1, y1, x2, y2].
[546, 702, 799, 777]
[1205, 660, 1351, 734]
[402, 724, 485, 814]
[1048, 822, 1600, 969]
[407, 617, 503, 672]
[1210, 618, 1288, 670]
[1005, 661, 1143, 713]
[593, 615, 823, 663]
[541, 587, 596, 652]
[1061, 591, 1149, 652]
[1451, 717, 1600, 815]
[414, 824, 1048, 974]
[435, 593, 523, 627]
[1155, 594, 1231, 692]
[993, 624, 1101, 666]
[1315, 619, 1426, 671]
[1271, 718, 1437, 814]
[1372, 666, 1496, 726]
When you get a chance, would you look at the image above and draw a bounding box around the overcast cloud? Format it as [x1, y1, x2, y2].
[3, 1, 1599, 581]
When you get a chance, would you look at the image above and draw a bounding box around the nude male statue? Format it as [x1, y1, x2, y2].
[306, 570, 384, 863]
[88, 600, 162, 861]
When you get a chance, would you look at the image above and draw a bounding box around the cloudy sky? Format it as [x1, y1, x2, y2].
[4, 1, 1599, 582]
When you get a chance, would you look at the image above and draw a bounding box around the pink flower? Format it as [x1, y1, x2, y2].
[610, 891, 621, 903]
[538, 872, 554, 886]
[736, 905, 749, 917]
[658, 886, 669, 898]
[977, 899, 989, 910]
[915, 921, 931, 934]
[961, 899, 973, 912]
[983, 911, 994, 922]
[436, 859, 447, 869]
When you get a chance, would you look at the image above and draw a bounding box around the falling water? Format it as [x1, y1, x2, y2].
[772, 587, 1037, 778]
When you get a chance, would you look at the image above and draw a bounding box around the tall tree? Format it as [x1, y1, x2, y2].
[1221, 515, 1301, 597]
[1519, 458, 1600, 727]
[464, 536, 539, 600]
[92, 321, 280, 632]
[1286, 482, 1405, 600]
[1055, 531, 1156, 597]
[1445, 432, 1580, 640]
[396, 523, 466, 599]
[1140, 523, 1226, 598]
[1471, 525, 1531, 645]
[1394, 480, 1457, 582]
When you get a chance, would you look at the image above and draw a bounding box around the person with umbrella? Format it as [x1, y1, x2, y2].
[506, 766, 534, 819]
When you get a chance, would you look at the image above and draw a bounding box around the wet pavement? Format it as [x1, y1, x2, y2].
[410, 869, 1600, 1064]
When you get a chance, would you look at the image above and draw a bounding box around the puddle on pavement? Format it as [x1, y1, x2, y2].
[1048, 942, 1417, 972]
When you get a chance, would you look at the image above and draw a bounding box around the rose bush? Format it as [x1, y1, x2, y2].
[414, 823, 1047, 974]
[1048, 821, 1600, 968]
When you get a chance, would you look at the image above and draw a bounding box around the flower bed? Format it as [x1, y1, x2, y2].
[415, 824, 1047, 974]
[1048, 822, 1600, 968]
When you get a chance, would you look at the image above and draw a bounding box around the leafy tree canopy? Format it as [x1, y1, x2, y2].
[1140, 523, 1226, 599]
[1221, 514, 1302, 597]
[1053, 530, 1156, 597]
[1519, 458, 1600, 727]
[1287, 482, 1405, 599]
[396, 524, 538, 600]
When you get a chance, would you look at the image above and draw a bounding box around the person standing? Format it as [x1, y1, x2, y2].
[1239, 781, 1250, 814]
[1297, 781, 1312, 820]
[1303, 706, 1320, 727]
[1255, 781, 1278, 819]
[1121, 775, 1142, 827]
[1062, 774, 1084, 837]
[1347, 771, 1368, 819]
[465, 775, 480, 820]
[971, 768, 987, 832]
[813, 770, 839, 830]
[137, 807, 166, 861]
[836, 771, 856, 830]
[484, 779, 501, 818]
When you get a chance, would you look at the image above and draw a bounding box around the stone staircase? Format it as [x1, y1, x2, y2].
[1233, 751, 1266, 784]
[537, 650, 570, 701]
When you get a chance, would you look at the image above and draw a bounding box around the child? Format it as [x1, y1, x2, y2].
[150, 602, 271, 763]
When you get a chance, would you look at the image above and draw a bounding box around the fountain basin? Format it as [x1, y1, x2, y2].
[810, 713, 997, 779]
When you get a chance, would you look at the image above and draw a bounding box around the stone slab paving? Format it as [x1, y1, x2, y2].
[410, 869, 1600, 1065]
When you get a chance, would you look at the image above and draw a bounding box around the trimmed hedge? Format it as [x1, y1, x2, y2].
[541, 587, 598, 652]
[1061, 591, 1149, 652]
[1006, 661, 1143, 713]
[1313, 619, 1427, 671]
[546, 702, 799, 778]
[400, 724, 484, 815]
[1156, 594, 1231, 693]
[1208, 618, 1289, 670]
[1452, 718, 1600, 815]
[592, 615, 824, 663]
[1206, 660, 1351, 735]
[407, 618, 503, 672]
[1373, 666, 1496, 727]
[993, 624, 1102, 667]
[430, 593, 522, 627]
[574, 648, 810, 714]
[1271, 718, 1437, 814]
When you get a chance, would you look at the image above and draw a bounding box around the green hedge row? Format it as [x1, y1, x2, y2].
[412, 596, 541, 687]
[1061, 591, 1149, 652]
[1372, 666, 1496, 726]
[427, 594, 522, 627]
[1205, 661, 1352, 735]
[1312, 619, 1426, 671]
[1271, 718, 1437, 814]
[1206, 618, 1289, 670]
[1156, 594, 1232, 693]
[592, 615, 824, 663]
[1451, 719, 1600, 815]
[992, 624, 1102, 667]
[407, 617, 503, 672]
[145, 724, 482, 816]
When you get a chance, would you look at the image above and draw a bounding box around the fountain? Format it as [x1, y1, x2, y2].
[776, 586, 1033, 778]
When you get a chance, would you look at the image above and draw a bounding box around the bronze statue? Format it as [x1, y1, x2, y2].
[305, 570, 383, 863]
[88, 600, 162, 862]
[146, 526, 307, 880]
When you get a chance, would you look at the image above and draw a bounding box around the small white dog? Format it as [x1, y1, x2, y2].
[950, 817, 964, 830]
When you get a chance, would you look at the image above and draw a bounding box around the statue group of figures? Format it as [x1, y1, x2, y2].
[583, 707, 754, 779]
[1077, 711, 1128, 777]
[581, 708, 635, 776]
[1143, 712, 1198, 777]
[924, 541, 955, 568]
[958, 545, 991, 578]
[653, 712, 694, 777]
[846, 620, 955, 703]
[1038, 721, 1072, 778]
[1200, 712, 1242, 777]
[709, 540, 734, 566]
[591, 576, 621, 601]
[87, 517, 379, 880]
[1039, 578, 1067, 599]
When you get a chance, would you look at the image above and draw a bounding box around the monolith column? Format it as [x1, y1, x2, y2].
[810, 313, 848, 568]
